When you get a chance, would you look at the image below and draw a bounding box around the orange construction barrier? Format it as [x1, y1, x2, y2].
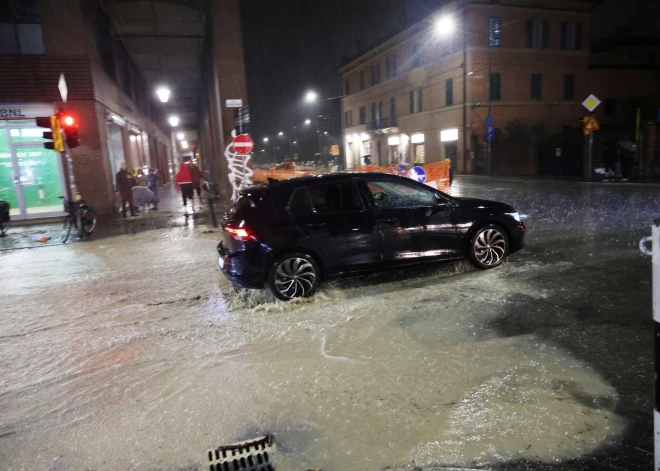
[253, 160, 451, 194]
[422, 160, 451, 194]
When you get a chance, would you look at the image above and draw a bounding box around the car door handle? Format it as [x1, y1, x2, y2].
[305, 222, 327, 228]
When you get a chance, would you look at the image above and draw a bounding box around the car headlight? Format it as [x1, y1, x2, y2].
[506, 212, 521, 222]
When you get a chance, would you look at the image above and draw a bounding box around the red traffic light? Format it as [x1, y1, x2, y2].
[62, 115, 75, 127]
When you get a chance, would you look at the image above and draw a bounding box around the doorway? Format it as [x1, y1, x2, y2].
[0, 120, 66, 219]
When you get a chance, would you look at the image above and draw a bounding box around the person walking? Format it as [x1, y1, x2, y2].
[188, 160, 204, 210]
[145, 168, 159, 210]
[175, 161, 194, 212]
[115, 162, 136, 218]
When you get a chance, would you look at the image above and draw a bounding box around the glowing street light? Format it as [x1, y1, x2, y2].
[435, 15, 455, 36]
[168, 115, 179, 127]
[263, 137, 269, 143]
[305, 119, 311, 125]
[156, 87, 171, 103]
[305, 91, 318, 103]
[176, 132, 184, 140]
[278, 131, 284, 136]
[181, 141, 188, 149]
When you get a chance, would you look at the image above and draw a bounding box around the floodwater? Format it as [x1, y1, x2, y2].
[0, 177, 654, 470]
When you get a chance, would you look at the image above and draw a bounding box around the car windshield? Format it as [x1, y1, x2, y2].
[1, 1, 656, 471]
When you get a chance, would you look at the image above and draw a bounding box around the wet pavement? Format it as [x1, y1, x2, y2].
[0, 176, 655, 470]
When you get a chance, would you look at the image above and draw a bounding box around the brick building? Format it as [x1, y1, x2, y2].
[0, 0, 248, 220]
[339, 0, 597, 175]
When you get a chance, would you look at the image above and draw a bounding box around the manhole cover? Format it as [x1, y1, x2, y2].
[207, 435, 275, 471]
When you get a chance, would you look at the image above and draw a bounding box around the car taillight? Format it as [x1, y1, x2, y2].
[225, 226, 256, 240]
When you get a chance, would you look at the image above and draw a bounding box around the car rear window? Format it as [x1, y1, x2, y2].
[306, 181, 363, 213]
[228, 195, 254, 219]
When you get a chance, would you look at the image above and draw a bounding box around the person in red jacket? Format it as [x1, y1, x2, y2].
[175, 161, 194, 211]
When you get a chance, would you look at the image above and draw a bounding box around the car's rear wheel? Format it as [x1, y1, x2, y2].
[268, 252, 320, 301]
[469, 224, 508, 269]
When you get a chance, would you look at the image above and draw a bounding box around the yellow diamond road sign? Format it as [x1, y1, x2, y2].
[582, 94, 601, 113]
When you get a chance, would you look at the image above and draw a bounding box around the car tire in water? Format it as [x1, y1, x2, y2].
[469, 224, 509, 270]
[268, 252, 320, 301]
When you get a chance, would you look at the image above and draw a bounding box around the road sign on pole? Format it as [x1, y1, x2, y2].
[408, 166, 427, 183]
[485, 115, 493, 127]
[583, 115, 600, 134]
[232, 134, 254, 155]
[582, 94, 601, 113]
[487, 126, 495, 141]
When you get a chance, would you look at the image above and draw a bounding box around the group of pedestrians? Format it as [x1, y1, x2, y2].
[175, 157, 205, 213]
[115, 163, 160, 218]
[114, 157, 204, 218]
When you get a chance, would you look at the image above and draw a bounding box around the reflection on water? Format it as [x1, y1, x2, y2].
[0, 177, 654, 470]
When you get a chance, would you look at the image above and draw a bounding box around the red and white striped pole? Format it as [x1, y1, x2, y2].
[640, 219, 660, 470]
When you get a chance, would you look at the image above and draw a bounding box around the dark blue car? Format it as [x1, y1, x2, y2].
[217, 173, 525, 300]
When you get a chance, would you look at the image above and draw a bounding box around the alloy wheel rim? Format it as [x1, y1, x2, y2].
[275, 258, 316, 299]
[474, 229, 506, 266]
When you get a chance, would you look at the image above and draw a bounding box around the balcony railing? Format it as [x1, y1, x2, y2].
[365, 116, 397, 130]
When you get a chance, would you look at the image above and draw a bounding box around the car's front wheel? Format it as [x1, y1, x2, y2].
[268, 252, 320, 301]
[469, 224, 509, 269]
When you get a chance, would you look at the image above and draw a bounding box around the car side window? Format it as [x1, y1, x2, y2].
[287, 188, 314, 215]
[362, 177, 437, 209]
[306, 181, 363, 213]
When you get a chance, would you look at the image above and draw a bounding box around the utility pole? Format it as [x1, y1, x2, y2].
[487, 40, 492, 175]
[462, 6, 468, 174]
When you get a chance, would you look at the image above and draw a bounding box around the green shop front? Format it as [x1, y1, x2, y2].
[0, 103, 67, 220]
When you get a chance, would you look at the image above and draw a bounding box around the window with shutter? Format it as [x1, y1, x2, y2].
[563, 74, 575, 100]
[527, 20, 545, 49]
[489, 73, 501, 101]
[489, 17, 501, 47]
[446, 78, 453, 106]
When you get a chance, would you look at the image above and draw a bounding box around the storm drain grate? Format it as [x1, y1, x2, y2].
[207, 435, 276, 471]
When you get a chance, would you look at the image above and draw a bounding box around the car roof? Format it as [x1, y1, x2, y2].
[251, 172, 407, 191]
[240, 173, 354, 196]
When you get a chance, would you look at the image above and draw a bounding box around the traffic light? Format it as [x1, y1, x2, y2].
[35, 115, 64, 152]
[61, 114, 80, 149]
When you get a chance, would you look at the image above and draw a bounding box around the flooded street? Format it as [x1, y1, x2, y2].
[0, 177, 655, 471]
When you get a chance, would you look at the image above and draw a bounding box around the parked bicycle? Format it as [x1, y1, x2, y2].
[59, 196, 97, 243]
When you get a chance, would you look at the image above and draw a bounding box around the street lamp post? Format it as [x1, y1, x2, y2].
[304, 90, 345, 168]
[487, 40, 492, 176]
[437, 15, 493, 175]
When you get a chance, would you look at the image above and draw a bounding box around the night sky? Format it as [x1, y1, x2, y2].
[240, 0, 444, 156]
[239, 0, 655, 159]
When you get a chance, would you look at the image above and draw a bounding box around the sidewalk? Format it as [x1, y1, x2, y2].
[0, 184, 228, 251]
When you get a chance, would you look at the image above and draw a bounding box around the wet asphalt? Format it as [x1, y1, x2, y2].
[0, 177, 656, 471]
